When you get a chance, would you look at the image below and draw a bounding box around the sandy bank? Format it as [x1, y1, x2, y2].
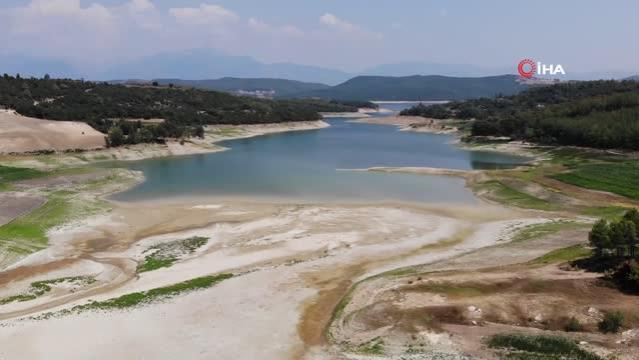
[0, 110, 106, 154]
[24, 120, 330, 164]
[343, 166, 480, 180]
[352, 115, 459, 134]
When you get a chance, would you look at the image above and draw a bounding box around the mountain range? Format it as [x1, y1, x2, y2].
[142, 75, 527, 101]
[3, 49, 637, 86]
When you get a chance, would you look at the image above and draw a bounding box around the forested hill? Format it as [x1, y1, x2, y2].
[153, 78, 330, 98]
[401, 80, 639, 150]
[292, 74, 527, 101]
[0, 75, 358, 145]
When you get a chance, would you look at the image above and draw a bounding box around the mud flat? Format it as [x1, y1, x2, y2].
[0, 196, 548, 360]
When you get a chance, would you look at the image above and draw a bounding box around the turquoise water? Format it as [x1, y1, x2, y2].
[112, 105, 527, 204]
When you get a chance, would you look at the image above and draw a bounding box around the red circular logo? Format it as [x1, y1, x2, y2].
[518, 59, 536, 78]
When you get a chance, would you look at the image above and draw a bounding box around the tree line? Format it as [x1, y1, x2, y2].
[400, 80, 639, 150]
[0, 74, 360, 147]
[588, 209, 639, 292]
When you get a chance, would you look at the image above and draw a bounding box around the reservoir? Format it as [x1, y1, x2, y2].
[113, 111, 527, 204]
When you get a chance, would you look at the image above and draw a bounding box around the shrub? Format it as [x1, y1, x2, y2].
[565, 317, 583, 332]
[598, 311, 624, 333]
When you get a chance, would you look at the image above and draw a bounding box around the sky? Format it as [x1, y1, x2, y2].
[0, 0, 638, 74]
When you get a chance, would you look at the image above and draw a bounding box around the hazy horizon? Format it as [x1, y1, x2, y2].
[1, 0, 638, 82]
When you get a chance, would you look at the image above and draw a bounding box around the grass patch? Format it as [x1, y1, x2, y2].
[353, 337, 385, 355]
[529, 245, 592, 266]
[137, 236, 209, 273]
[477, 180, 558, 211]
[553, 161, 639, 200]
[0, 165, 46, 182]
[0, 192, 108, 256]
[579, 206, 630, 220]
[488, 333, 602, 360]
[0, 276, 95, 305]
[512, 221, 587, 244]
[0, 196, 72, 245]
[33, 273, 232, 319]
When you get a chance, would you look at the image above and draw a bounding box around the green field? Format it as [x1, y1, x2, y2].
[0, 192, 107, 257]
[488, 333, 602, 360]
[553, 161, 639, 200]
[0, 196, 71, 253]
[0, 165, 46, 189]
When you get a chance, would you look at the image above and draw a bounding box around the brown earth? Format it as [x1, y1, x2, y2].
[0, 110, 105, 153]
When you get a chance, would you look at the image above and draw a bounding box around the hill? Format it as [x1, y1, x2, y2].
[153, 78, 330, 98]
[625, 75, 639, 81]
[293, 75, 527, 101]
[402, 80, 639, 150]
[0, 75, 357, 148]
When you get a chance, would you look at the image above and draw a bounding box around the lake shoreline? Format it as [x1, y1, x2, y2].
[0, 109, 595, 360]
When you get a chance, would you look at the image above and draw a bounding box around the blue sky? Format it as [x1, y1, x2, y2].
[1, 0, 637, 74]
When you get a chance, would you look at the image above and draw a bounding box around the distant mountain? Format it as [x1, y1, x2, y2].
[362, 61, 506, 77]
[293, 75, 528, 101]
[102, 49, 350, 85]
[153, 77, 330, 98]
[625, 75, 639, 81]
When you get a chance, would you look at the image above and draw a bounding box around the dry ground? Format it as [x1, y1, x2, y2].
[0, 110, 105, 153]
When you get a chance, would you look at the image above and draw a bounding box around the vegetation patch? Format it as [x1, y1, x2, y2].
[0, 164, 46, 182]
[32, 274, 232, 319]
[488, 333, 602, 360]
[0, 164, 46, 189]
[553, 161, 639, 200]
[529, 245, 592, 266]
[598, 311, 624, 333]
[0, 192, 107, 259]
[137, 236, 209, 273]
[476, 180, 558, 210]
[352, 337, 385, 355]
[0, 276, 95, 305]
[580, 206, 630, 220]
[512, 221, 587, 244]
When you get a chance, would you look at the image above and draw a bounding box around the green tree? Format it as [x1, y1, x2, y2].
[134, 127, 154, 143]
[589, 219, 610, 257]
[107, 126, 125, 147]
[623, 209, 639, 236]
[610, 222, 626, 257]
[620, 220, 638, 258]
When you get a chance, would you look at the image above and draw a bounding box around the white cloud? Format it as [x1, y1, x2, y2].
[248, 18, 303, 37]
[11, 0, 114, 34]
[319, 13, 382, 39]
[169, 4, 238, 26]
[320, 13, 356, 32]
[0, 1, 385, 73]
[128, 0, 155, 13]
